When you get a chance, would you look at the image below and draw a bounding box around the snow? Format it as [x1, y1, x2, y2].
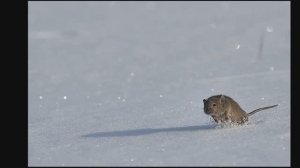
[29, 1, 290, 166]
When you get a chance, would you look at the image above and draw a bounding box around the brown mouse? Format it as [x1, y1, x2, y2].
[203, 94, 278, 124]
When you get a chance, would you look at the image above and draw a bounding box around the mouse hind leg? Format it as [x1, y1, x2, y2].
[237, 114, 248, 124]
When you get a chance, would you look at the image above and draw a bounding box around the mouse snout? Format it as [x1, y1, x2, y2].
[204, 111, 211, 115]
[204, 107, 212, 115]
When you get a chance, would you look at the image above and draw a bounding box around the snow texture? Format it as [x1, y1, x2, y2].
[29, 2, 290, 166]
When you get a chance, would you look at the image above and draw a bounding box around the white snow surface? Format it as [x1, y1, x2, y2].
[29, 2, 290, 166]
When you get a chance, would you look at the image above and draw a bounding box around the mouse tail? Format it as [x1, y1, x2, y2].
[247, 104, 278, 116]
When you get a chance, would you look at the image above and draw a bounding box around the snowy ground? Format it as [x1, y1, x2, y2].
[28, 2, 290, 166]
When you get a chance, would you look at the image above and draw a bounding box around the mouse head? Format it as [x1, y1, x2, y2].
[203, 95, 227, 115]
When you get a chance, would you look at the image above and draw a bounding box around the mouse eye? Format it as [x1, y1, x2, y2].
[212, 103, 216, 107]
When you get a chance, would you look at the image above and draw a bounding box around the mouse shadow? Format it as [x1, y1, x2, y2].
[81, 124, 216, 138]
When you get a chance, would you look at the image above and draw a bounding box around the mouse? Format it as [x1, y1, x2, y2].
[203, 94, 278, 124]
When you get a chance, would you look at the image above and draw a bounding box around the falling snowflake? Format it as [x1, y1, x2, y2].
[235, 43, 240, 50]
[266, 26, 273, 32]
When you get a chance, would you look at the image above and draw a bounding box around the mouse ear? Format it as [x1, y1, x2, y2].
[203, 99, 206, 103]
[220, 95, 226, 104]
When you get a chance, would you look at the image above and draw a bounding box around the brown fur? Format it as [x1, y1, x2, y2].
[203, 95, 277, 124]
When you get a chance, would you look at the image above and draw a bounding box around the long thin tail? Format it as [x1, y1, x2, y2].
[248, 104, 278, 116]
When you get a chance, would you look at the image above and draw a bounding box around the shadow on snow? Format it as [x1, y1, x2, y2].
[81, 124, 216, 138]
